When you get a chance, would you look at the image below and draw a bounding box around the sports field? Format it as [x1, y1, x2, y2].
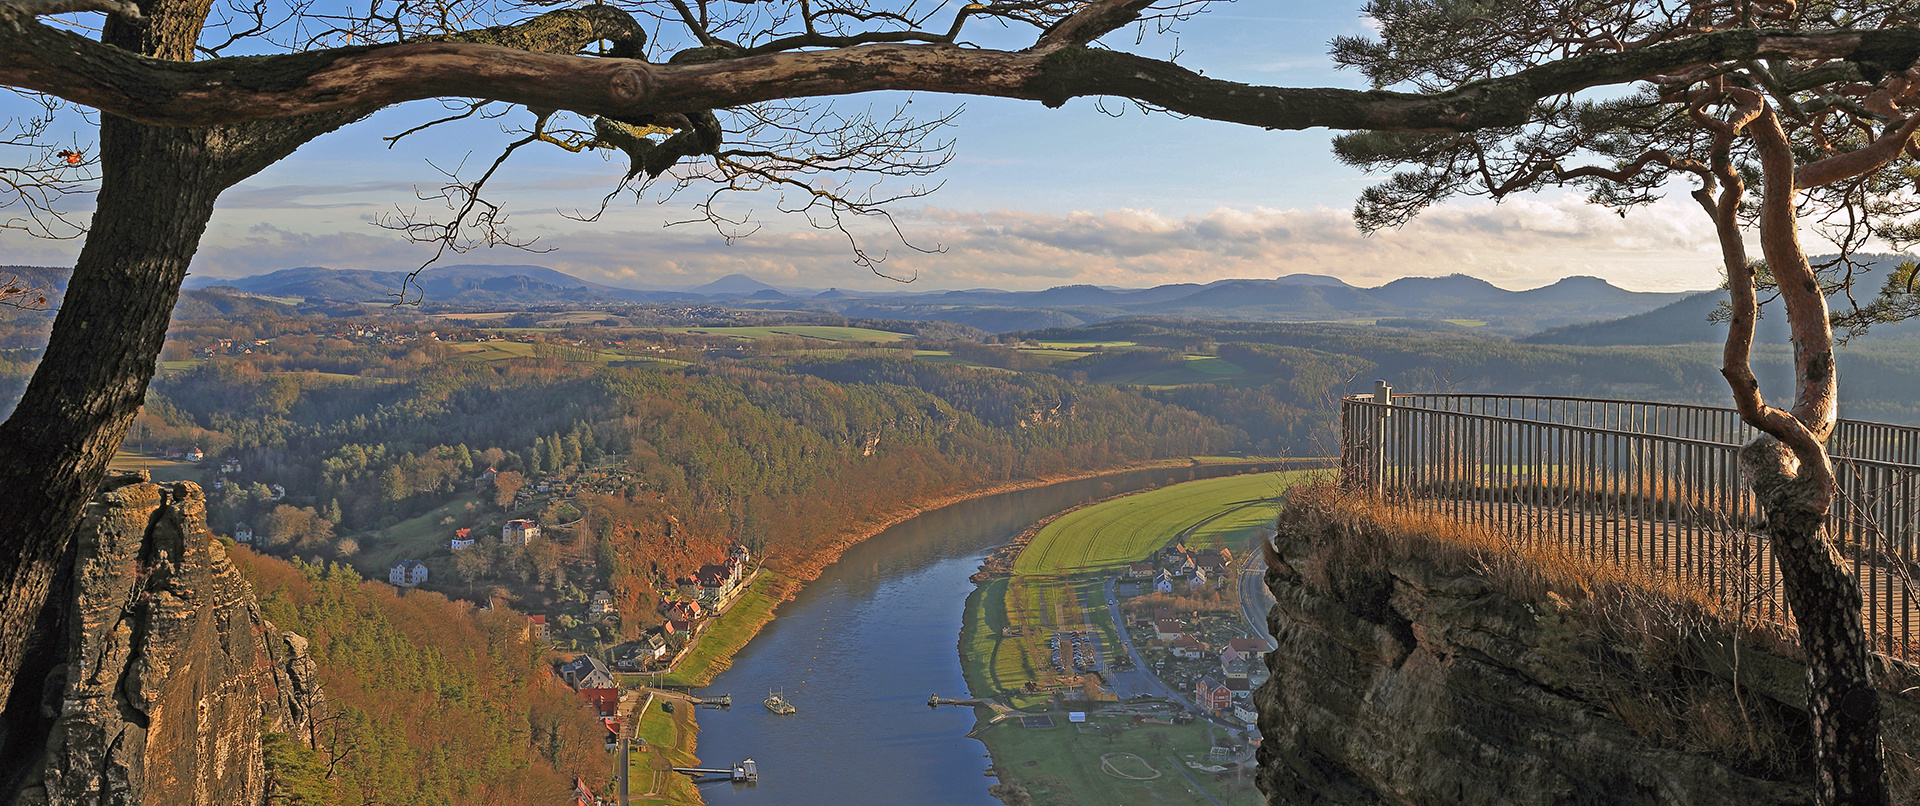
[978, 714, 1261, 806]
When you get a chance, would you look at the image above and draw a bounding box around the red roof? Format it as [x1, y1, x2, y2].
[455, 528, 471, 538]
[1155, 619, 1183, 634]
[577, 688, 619, 716]
[528, 615, 546, 625]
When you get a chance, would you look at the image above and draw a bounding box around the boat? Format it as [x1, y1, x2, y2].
[764, 689, 796, 715]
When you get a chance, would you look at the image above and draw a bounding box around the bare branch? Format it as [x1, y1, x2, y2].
[0, 0, 139, 24]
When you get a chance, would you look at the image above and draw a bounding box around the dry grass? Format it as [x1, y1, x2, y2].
[1276, 480, 1823, 775]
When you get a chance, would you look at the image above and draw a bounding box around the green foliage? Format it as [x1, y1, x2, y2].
[263, 730, 335, 806]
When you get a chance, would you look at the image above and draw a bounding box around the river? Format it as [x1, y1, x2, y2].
[687, 462, 1289, 806]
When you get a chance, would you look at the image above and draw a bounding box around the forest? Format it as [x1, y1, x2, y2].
[3, 295, 1917, 804]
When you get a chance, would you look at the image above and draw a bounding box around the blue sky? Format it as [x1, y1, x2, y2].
[1, 2, 1734, 292]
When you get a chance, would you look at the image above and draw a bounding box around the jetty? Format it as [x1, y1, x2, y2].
[928, 694, 992, 709]
[673, 758, 758, 783]
[688, 693, 731, 708]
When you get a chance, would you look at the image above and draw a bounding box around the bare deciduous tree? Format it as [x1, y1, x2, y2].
[2, 3, 1920, 802]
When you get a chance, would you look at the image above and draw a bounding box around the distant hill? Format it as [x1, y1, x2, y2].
[1368, 274, 1512, 307]
[197, 264, 704, 306]
[690, 273, 780, 296]
[1524, 256, 1920, 345]
[168, 263, 1704, 334]
[1273, 273, 1353, 287]
[725, 272, 1701, 334]
[173, 288, 302, 320]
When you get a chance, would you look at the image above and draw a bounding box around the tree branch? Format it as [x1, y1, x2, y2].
[5, 24, 1920, 134]
[1796, 112, 1920, 187]
[1747, 101, 1840, 493]
[0, 0, 139, 24]
[1033, 0, 1155, 51]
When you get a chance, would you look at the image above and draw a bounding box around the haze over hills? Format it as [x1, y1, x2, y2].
[161, 264, 1704, 334]
[1526, 254, 1920, 346]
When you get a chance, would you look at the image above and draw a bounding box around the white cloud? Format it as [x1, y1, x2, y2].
[8, 193, 1746, 293]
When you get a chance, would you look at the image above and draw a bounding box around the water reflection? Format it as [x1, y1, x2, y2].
[691, 464, 1281, 805]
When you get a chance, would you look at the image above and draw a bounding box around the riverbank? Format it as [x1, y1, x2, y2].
[660, 571, 800, 688]
[961, 471, 1316, 806]
[669, 458, 1313, 690]
[628, 689, 703, 804]
[771, 458, 1314, 584]
[674, 459, 1321, 806]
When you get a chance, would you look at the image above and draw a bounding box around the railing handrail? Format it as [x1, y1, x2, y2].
[1343, 392, 1920, 468]
[1340, 390, 1919, 664]
[1340, 397, 1748, 452]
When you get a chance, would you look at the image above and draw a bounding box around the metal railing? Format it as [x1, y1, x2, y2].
[1341, 387, 1919, 663]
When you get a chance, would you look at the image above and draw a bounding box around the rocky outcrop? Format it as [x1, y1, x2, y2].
[1253, 523, 1920, 805]
[9, 475, 324, 806]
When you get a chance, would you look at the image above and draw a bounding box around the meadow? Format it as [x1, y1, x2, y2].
[652, 325, 910, 342]
[1013, 472, 1310, 576]
[964, 471, 1314, 706]
[978, 713, 1262, 806]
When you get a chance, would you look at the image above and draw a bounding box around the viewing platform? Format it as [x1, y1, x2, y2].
[1342, 386, 1919, 663]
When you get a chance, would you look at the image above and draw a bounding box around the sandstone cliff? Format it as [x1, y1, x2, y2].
[7, 475, 324, 806]
[1253, 492, 1920, 805]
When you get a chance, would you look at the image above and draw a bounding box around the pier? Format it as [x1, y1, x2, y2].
[687, 693, 731, 708]
[672, 758, 758, 782]
[928, 694, 991, 708]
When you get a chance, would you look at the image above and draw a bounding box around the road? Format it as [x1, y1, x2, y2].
[1100, 575, 1201, 710]
[617, 736, 629, 806]
[1236, 533, 1277, 647]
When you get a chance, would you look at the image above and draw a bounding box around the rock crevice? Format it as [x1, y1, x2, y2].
[9, 476, 323, 806]
[1253, 522, 1919, 805]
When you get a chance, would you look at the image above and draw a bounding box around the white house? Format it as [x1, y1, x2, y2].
[389, 560, 428, 588]
[450, 528, 475, 550]
[503, 519, 541, 546]
[233, 523, 253, 543]
[1152, 571, 1174, 595]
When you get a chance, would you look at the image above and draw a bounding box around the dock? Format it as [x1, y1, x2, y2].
[687, 693, 732, 708]
[928, 694, 991, 708]
[672, 758, 758, 782]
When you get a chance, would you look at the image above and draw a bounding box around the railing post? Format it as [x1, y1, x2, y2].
[1373, 380, 1393, 497]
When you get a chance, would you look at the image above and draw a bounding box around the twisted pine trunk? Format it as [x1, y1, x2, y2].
[1743, 441, 1887, 806]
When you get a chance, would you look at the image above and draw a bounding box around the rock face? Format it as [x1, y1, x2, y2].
[1253, 531, 1919, 805]
[10, 476, 323, 806]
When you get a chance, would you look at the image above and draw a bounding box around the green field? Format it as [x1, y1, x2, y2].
[979, 715, 1261, 806]
[962, 471, 1312, 710]
[109, 451, 204, 484]
[352, 493, 485, 575]
[658, 571, 791, 687]
[1097, 355, 1254, 387]
[653, 325, 909, 343]
[1032, 340, 1139, 349]
[629, 692, 702, 804]
[449, 341, 538, 360]
[961, 574, 1125, 709]
[1013, 472, 1307, 576]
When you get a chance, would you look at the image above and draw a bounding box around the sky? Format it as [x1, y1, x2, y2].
[0, 2, 1739, 293]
